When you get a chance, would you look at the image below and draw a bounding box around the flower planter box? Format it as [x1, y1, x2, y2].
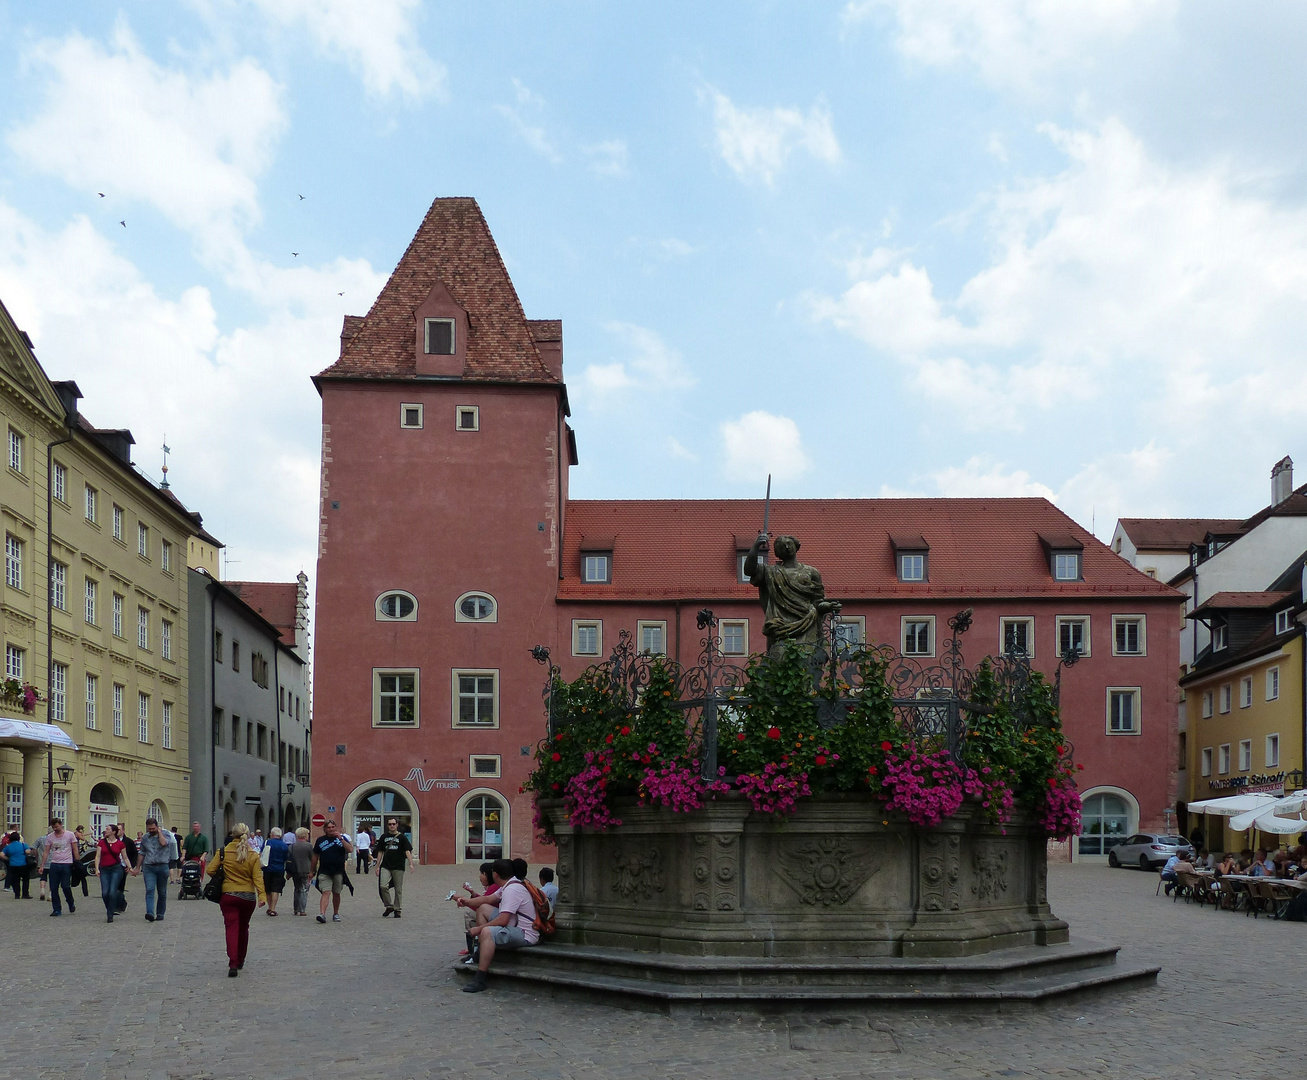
[538, 793, 1067, 959]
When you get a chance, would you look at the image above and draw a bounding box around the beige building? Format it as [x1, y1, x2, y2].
[0, 298, 206, 840]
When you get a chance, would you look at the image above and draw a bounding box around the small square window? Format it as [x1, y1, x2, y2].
[1107, 688, 1140, 734]
[1056, 616, 1089, 659]
[1052, 552, 1081, 581]
[720, 620, 748, 656]
[573, 620, 602, 656]
[637, 621, 666, 655]
[1275, 609, 1293, 635]
[374, 669, 418, 727]
[1112, 616, 1145, 656]
[899, 553, 926, 582]
[1000, 617, 1033, 657]
[425, 318, 455, 355]
[454, 670, 498, 728]
[470, 755, 502, 778]
[400, 403, 424, 429]
[456, 406, 479, 431]
[1201, 747, 1212, 777]
[583, 554, 611, 583]
[903, 616, 934, 657]
[1211, 622, 1228, 651]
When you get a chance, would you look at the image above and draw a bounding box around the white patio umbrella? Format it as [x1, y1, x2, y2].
[1186, 793, 1280, 817]
[1228, 789, 1307, 835]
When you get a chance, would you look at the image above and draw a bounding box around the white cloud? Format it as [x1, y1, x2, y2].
[584, 140, 629, 178]
[7, 23, 285, 264]
[720, 411, 811, 485]
[579, 322, 695, 398]
[496, 79, 562, 163]
[707, 89, 841, 184]
[666, 437, 698, 461]
[247, 0, 445, 101]
[844, 0, 1176, 92]
[929, 457, 1054, 500]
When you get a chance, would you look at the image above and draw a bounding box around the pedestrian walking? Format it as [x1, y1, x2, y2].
[134, 817, 176, 922]
[1, 831, 31, 898]
[205, 823, 266, 977]
[373, 817, 414, 918]
[36, 819, 78, 916]
[33, 831, 48, 901]
[96, 824, 129, 922]
[182, 821, 210, 866]
[73, 826, 93, 896]
[170, 827, 183, 883]
[310, 820, 352, 923]
[262, 827, 289, 916]
[249, 829, 265, 854]
[354, 826, 372, 873]
[288, 827, 313, 915]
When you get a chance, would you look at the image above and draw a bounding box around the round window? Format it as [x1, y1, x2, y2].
[459, 594, 494, 620]
[379, 593, 415, 619]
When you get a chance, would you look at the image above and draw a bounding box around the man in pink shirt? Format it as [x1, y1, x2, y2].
[463, 859, 538, 993]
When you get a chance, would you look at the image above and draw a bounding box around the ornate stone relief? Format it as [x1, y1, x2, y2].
[776, 835, 878, 907]
[611, 845, 664, 902]
[713, 833, 739, 910]
[556, 835, 573, 903]
[692, 833, 710, 911]
[920, 833, 961, 912]
[970, 846, 1009, 902]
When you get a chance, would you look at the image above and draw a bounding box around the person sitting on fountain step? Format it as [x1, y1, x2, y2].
[462, 859, 539, 993]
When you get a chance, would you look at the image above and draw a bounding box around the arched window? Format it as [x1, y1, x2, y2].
[352, 787, 413, 842]
[1079, 793, 1130, 856]
[375, 591, 417, 622]
[463, 794, 505, 861]
[148, 799, 167, 827]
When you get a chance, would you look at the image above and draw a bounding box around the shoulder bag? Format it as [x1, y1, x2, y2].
[201, 846, 226, 904]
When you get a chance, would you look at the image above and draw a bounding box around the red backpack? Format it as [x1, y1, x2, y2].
[523, 879, 556, 938]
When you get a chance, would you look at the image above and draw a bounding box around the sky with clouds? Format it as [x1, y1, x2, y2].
[0, 1, 1304, 591]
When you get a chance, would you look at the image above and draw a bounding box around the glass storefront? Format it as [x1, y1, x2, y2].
[1079, 792, 1129, 855]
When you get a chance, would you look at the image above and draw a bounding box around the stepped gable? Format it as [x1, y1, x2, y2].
[317, 197, 555, 384]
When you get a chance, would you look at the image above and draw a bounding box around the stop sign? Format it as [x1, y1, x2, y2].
[311, 813, 327, 828]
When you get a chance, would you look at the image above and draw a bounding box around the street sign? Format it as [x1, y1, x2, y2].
[311, 813, 326, 828]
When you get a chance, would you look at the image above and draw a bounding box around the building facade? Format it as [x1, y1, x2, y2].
[312, 198, 1185, 865]
[0, 298, 200, 841]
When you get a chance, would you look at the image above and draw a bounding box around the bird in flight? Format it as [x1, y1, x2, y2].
[119, 220, 126, 227]
[298, 194, 305, 200]
[337, 292, 344, 296]
[292, 252, 299, 257]
[98, 192, 105, 198]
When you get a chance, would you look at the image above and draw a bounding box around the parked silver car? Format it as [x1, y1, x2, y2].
[1107, 833, 1194, 870]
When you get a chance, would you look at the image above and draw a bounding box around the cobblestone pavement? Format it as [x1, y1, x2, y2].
[1, 860, 1295, 1080]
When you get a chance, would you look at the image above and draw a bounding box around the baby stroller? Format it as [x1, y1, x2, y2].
[177, 859, 204, 900]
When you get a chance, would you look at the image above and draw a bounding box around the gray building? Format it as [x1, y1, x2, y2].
[188, 569, 311, 840]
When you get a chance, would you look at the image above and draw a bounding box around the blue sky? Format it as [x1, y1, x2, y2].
[1, 1, 1306, 586]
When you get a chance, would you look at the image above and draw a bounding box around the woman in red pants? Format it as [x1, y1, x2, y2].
[205, 823, 266, 976]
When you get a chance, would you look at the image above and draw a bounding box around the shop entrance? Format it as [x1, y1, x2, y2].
[89, 783, 121, 839]
[463, 794, 505, 862]
[351, 787, 413, 845]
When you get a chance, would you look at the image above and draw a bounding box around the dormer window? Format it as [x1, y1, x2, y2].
[900, 554, 925, 581]
[1053, 553, 1080, 581]
[1211, 622, 1228, 651]
[583, 554, 611, 583]
[1039, 533, 1084, 582]
[1276, 609, 1293, 635]
[425, 318, 455, 355]
[889, 535, 929, 582]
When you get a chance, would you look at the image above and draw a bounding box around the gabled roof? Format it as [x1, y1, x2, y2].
[1189, 591, 1294, 620]
[225, 581, 299, 644]
[558, 498, 1183, 602]
[1180, 621, 1299, 685]
[1240, 483, 1307, 531]
[1117, 518, 1246, 551]
[315, 197, 556, 385]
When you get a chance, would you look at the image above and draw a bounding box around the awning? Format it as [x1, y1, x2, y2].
[1228, 809, 1306, 835]
[0, 718, 79, 751]
[1185, 793, 1280, 817]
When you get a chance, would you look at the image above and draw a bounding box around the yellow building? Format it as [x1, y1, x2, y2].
[0, 298, 203, 840]
[1182, 586, 1304, 853]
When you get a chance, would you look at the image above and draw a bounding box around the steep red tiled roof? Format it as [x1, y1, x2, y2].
[1190, 590, 1294, 616]
[1117, 518, 1246, 550]
[226, 581, 298, 643]
[558, 499, 1182, 602]
[316, 197, 555, 384]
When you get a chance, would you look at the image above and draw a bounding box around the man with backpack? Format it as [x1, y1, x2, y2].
[463, 859, 544, 994]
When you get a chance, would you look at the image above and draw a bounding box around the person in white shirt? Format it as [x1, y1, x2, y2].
[354, 828, 373, 874]
[463, 859, 538, 994]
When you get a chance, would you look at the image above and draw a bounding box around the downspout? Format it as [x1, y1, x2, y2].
[674, 601, 681, 666]
[209, 582, 218, 847]
[273, 644, 282, 832]
[45, 417, 75, 824]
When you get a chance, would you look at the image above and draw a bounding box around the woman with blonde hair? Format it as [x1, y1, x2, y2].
[205, 823, 266, 976]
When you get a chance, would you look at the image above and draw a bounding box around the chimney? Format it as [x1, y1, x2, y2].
[1271, 455, 1294, 506]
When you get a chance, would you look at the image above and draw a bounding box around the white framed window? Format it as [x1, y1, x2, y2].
[583, 554, 611, 583]
[85, 673, 97, 729]
[137, 606, 149, 649]
[899, 553, 926, 582]
[51, 789, 66, 823]
[1218, 743, 1230, 774]
[1266, 734, 1280, 768]
[112, 683, 124, 737]
[50, 560, 67, 610]
[470, 754, 502, 778]
[1201, 747, 1213, 777]
[1212, 622, 1228, 651]
[5, 784, 21, 830]
[1238, 739, 1252, 771]
[51, 461, 67, 502]
[161, 619, 172, 660]
[50, 661, 67, 722]
[7, 429, 22, 473]
[112, 593, 123, 637]
[1201, 690, 1213, 718]
[573, 620, 602, 657]
[84, 578, 97, 625]
[112, 505, 123, 541]
[424, 317, 455, 355]
[1107, 687, 1140, 734]
[456, 405, 479, 431]
[1276, 609, 1293, 635]
[4, 644, 21, 681]
[737, 552, 752, 583]
[1056, 616, 1090, 659]
[453, 669, 498, 728]
[84, 484, 97, 522]
[161, 539, 172, 572]
[833, 616, 865, 653]
[138, 692, 149, 743]
[162, 701, 173, 749]
[720, 619, 748, 656]
[1219, 684, 1231, 713]
[1052, 552, 1081, 581]
[373, 669, 418, 727]
[1267, 666, 1280, 701]
[1000, 617, 1034, 657]
[637, 621, 667, 655]
[455, 591, 496, 622]
[376, 590, 417, 621]
[902, 616, 934, 657]
[1239, 676, 1253, 708]
[137, 522, 149, 558]
[5, 534, 21, 590]
[1112, 616, 1145, 656]
[400, 402, 424, 429]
